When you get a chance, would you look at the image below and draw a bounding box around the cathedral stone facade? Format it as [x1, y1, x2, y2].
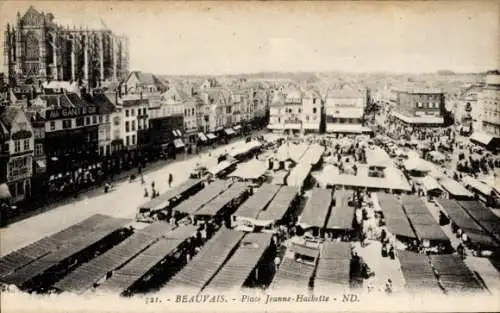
[3, 6, 129, 89]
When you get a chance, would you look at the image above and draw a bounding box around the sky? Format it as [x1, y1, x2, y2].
[0, 1, 498, 75]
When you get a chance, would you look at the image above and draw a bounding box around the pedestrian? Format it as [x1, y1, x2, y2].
[385, 279, 393, 294]
[151, 181, 155, 189]
[144, 188, 149, 198]
[168, 173, 173, 188]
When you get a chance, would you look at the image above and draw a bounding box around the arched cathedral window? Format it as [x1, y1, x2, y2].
[25, 31, 40, 61]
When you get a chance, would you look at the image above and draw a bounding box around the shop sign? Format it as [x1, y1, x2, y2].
[47, 106, 98, 120]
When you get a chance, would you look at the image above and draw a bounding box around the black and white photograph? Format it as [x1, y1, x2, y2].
[0, 1, 499, 312]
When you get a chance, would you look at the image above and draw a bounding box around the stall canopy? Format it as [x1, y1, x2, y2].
[233, 125, 242, 131]
[166, 229, 245, 292]
[299, 188, 332, 229]
[229, 160, 268, 181]
[1, 216, 130, 287]
[287, 163, 312, 188]
[421, 176, 442, 193]
[202, 232, 272, 292]
[139, 179, 203, 212]
[174, 180, 231, 215]
[195, 182, 249, 217]
[470, 132, 494, 147]
[403, 158, 432, 172]
[233, 184, 281, 220]
[458, 200, 500, 242]
[0, 183, 12, 200]
[276, 143, 309, 163]
[208, 161, 235, 177]
[376, 193, 416, 239]
[270, 254, 318, 291]
[397, 250, 442, 293]
[318, 166, 411, 192]
[401, 195, 449, 243]
[301, 144, 325, 165]
[224, 128, 236, 136]
[314, 242, 352, 291]
[228, 141, 262, 158]
[198, 133, 208, 142]
[257, 186, 299, 222]
[435, 199, 498, 248]
[53, 222, 173, 293]
[429, 254, 484, 294]
[365, 147, 393, 168]
[98, 225, 198, 294]
[326, 190, 355, 231]
[461, 176, 493, 196]
[0, 214, 115, 279]
[206, 133, 217, 140]
[438, 178, 473, 198]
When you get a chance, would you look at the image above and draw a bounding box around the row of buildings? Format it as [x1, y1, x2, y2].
[0, 74, 270, 203]
[267, 84, 372, 134]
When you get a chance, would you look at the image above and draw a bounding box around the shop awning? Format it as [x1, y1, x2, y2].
[233, 125, 242, 131]
[0, 183, 12, 200]
[326, 124, 373, 134]
[224, 128, 235, 135]
[206, 133, 217, 140]
[470, 132, 494, 147]
[267, 124, 284, 130]
[391, 112, 444, 124]
[36, 159, 46, 169]
[174, 139, 185, 149]
[198, 132, 208, 141]
[50, 156, 58, 162]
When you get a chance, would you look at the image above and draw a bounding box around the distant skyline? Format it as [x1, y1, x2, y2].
[0, 1, 498, 76]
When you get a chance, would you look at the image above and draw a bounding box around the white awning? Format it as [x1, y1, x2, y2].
[267, 124, 284, 130]
[284, 123, 302, 130]
[470, 132, 494, 146]
[326, 124, 373, 133]
[302, 123, 320, 130]
[233, 125, 242, 130]
[198, 132, 208, 141]
[229, 160, 268, 180]
[50, 156, 58, 161]
[0, 183, 11, 200]
[174, 139, 185, 149]
[224, 128, 236, 135]
[391, 112, 444, 124]
[206, 133, 217, 140]
[421, 175, 442, 192]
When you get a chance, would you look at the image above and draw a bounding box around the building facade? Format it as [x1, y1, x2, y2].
[479, 74, 500, 136]
[0, 106, 34, 202]
[391, 87, 445, 126]
[36, 92, 100, 179]
[3, 6, 129, 88]
[325, 85, 367, 134]
[301, 89, 322, 132]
